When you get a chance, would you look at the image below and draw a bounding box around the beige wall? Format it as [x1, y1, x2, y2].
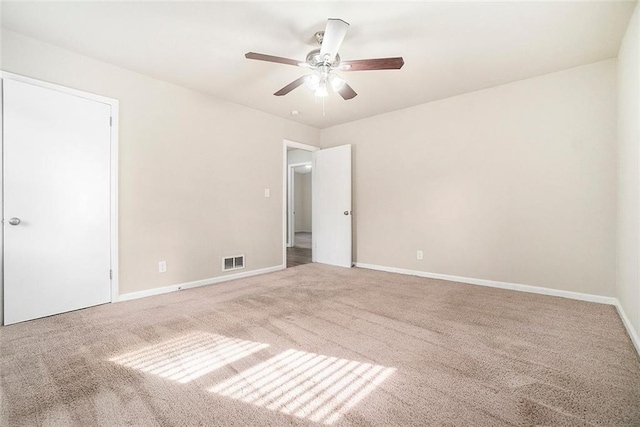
[321, 59, 618, 296]
[294, 172, 312, 232]
[288, 149, 312, 165]
[0, 27, 628, 307]
[1, 30, 320, 296]
[617, 4, 639, 338]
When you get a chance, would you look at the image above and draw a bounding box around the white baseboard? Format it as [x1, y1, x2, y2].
[355, 263, 616, 305]
[613, 299, 640, 355]
[116, 265, 285, 302]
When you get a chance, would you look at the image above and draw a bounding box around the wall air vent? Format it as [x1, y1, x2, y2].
[222, 255, 245, 272]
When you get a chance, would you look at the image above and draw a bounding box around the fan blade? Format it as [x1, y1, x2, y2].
[320, 18, 350, 62]
[274, 76, 307, 96]
[340, 57, 404, 71]
[337, 82, 357, 100]
[245, 52, 303, 67]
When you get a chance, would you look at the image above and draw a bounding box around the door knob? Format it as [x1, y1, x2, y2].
[8, 217, 21, 226]
[343, 211, 350, 216]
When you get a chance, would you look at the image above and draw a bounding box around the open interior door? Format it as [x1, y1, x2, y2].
[312, 145, 352, 268]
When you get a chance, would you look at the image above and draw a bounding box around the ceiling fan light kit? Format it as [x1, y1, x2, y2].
[329, 74, 346, 91]
[245, 18, 404, 101]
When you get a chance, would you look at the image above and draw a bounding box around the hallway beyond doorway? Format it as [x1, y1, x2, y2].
[287, 232, 312, 267]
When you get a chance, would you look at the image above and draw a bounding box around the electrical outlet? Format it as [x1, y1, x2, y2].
[417, 250, 423, 260]
[264, 188, 270, 198]
[158, 261, 167, 273]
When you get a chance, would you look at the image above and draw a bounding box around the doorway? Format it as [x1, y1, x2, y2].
[282, 140, 353, 270]
[285, 143, 316, 268]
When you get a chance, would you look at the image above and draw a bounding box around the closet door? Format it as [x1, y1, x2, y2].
[3, 78, 112, 324]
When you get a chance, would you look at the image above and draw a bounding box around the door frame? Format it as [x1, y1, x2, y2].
[287, 161, 312, 248]
[0, 71, 120, 323]
[282, 139, 318, 267]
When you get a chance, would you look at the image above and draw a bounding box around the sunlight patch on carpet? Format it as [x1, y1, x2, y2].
[208, 349, 395, 424]
[109, 331, 269, 383]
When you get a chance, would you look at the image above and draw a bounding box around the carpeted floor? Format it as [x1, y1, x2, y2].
[1, 264, 639, 426]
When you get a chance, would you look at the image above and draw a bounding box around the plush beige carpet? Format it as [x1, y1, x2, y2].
[1, 264, 639, 426]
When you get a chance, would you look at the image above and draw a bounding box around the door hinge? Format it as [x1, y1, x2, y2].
[109, 269, 113, 279]
[109, 116, 113, 127]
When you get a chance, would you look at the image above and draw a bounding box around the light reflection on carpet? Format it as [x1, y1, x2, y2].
[208, 349, 396, 425]
[109, 331, 269, 383]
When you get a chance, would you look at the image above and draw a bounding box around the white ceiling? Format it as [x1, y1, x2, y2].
[1, 1, 635, 129]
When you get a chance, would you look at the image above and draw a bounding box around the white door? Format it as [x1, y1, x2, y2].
[312, 144, 352, 268]
[3, 78, 112, 325]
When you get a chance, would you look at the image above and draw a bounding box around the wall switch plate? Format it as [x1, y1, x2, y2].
[264, 188, 270, 198]
[417, 250, 423, 260]
[159, 261, 167, 273]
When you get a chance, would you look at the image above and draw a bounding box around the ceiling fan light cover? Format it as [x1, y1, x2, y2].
[329, 74, 346, 91]
[315, 82, 328, 97]
[305, 74, 320, 90]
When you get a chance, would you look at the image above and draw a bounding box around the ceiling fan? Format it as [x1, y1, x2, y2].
[245, 18, 404, 100]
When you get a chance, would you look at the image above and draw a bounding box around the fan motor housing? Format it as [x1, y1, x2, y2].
[305, 48, 341, 68]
